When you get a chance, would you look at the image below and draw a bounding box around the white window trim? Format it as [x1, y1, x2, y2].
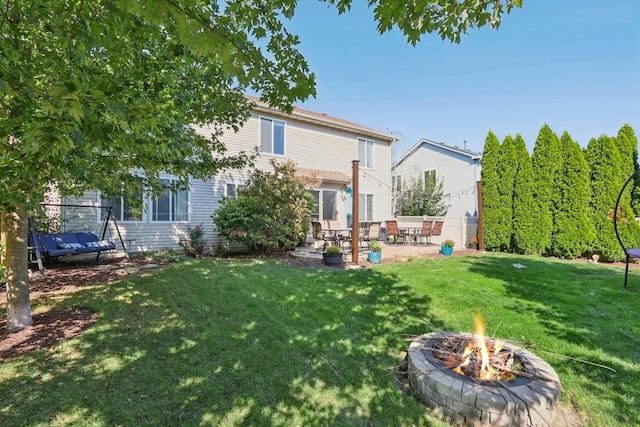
[259, 116, 286, 156]
[148, 175, 191, 223]
[97, 190, 145, 223]
[358, 137, 374, 169]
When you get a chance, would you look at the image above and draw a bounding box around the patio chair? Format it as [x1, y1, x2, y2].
[386, 220, 406, 244]
[415, 220, 434, 244]
[430, 220, 444, 243]
[360, 221, 381, 248]
[311, 221, 331, 251]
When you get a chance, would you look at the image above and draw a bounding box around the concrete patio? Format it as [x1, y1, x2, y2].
[291, 240, 479, 266]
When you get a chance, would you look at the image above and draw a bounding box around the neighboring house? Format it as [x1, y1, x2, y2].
[60, 96, 396, 253]
[393, 139, 482, 219]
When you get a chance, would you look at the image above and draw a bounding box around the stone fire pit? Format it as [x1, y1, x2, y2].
[407, 332, 561, 427]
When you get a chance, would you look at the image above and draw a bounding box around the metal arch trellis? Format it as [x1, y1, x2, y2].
[28, 203, 130, 274]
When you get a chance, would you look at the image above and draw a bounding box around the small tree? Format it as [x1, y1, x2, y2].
[211, 160, 315, 254]
[395, 175, 449, 216]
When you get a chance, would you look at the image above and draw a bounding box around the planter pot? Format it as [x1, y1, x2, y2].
[441, 246, 453, 256]
[323, 252, 344, 267]
[367, 251, 382, 264]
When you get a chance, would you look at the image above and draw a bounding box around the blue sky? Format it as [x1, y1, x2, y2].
[285, 0, 640, 156]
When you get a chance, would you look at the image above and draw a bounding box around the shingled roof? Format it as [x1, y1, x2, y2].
[245, 95, 396, 143]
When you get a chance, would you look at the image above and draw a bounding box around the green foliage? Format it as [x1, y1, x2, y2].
[211, 159, 315, 254]
[496, 135, 516, 250]
[178, 224, 208, 258]
[442, 239, 455, 247]
[368, 240, 382, 252]
[550, 132, 595, 258]
[480, 131, 501, 250]
[325, 245, 342, 253]
[512, 134, 542, 254]
[616, 125, 640, 215]
[395, 175, 448, 216]
[586, 136, 625, 261]
[531, 124, 560, 254]
[331, 0, 522, 44]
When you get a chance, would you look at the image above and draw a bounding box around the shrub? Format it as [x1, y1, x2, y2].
[211, 159, 315, 254]
[178, 223, 207, 257]
[442, 239, 455, 247]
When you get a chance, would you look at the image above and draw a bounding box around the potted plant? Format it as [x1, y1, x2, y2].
[323, 245, 343, 266]
[367, 239, 382, 264]
[441, 239, 455, 256]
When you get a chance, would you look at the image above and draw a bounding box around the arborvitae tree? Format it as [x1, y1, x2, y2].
[497, 135, 517, 250]
[531, 124, 561, 254]
[550, 132, 595, 258]
[616, 125, 640, 215]
[512, 135, 542, 254]
[585, 136, 625, 261]
[480, 131, 502, 250]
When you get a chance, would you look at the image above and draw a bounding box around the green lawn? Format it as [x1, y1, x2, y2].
[1, 253, 638, 426]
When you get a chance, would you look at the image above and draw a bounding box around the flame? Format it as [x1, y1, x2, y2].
[453, 312, 500, 381]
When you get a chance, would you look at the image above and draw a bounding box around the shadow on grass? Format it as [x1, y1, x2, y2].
[0, 259, 446, 426]
[463, 254, 640, 425]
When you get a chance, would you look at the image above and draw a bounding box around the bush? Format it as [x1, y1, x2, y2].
[211, 159, 315, 254]
[178, 223, 207, 257]
[325, 245, 342, 253]
[442, 239, 455, 247]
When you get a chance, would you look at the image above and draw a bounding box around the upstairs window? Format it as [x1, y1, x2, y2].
[151, 178, 189, 222]
[260, 117, 285, 155]
[358, 138, 374, 168]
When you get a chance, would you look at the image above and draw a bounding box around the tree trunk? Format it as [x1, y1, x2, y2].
[1, 205, 32, 332]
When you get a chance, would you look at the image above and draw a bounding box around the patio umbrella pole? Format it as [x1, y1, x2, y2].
[352, 160, 359, 263]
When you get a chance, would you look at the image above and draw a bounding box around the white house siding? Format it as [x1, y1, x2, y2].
[394, 140, 481, 219]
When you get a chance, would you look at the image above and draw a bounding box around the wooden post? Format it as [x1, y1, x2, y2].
[476, 181, 484, 251]
[352, 160, 360, 263]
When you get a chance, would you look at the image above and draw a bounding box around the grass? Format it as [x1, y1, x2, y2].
[1, 253, 639, 426]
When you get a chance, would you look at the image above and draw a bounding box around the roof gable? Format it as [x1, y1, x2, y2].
[396, 138, 482, 167]
[246, 95, 396, 143]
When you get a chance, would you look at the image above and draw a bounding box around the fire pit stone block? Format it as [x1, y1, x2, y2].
[407, 332, 561, 427]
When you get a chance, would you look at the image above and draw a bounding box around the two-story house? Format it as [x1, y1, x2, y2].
[59, 97, 396, 253]
[393, 138, 482, 218]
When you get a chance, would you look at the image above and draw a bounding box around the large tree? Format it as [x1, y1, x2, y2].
[497, 135, 516, 250]
[1, 0, 522, 331]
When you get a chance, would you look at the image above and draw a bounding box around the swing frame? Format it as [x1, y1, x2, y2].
[613, 166, 640, 290]
[28, 203, 130, 274]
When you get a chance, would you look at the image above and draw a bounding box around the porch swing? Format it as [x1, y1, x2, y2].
[28, 204, 130, 274]
[613, 167, 640, 290]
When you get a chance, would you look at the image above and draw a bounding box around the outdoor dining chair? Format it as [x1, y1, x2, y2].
[416, 220, 434, 244]
[385, 220, 406, 244]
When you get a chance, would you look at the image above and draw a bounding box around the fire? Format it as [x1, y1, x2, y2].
[453, 313, 505, 381]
